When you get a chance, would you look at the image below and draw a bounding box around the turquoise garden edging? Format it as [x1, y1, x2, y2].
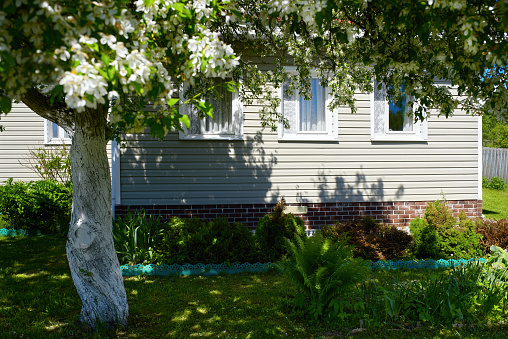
[0, 229, 489, 276]
[121, 262, 278, 276]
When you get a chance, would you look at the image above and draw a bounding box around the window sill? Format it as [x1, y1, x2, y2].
[278, 135, 339, 142]
[179, 133, 243, 141]
[370, 135, 428, 142]
[44, 138, 72, 145]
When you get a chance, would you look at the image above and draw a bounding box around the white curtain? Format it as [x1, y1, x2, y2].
[299, 79, 326, 131]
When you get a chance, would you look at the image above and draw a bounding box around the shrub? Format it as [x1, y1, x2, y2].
[255, 198, 306, 262]
[321, 217, 413, 261]
[160, 216, 257, 264]
[0, 178, 72, 235]
[281, 232, 370, 320]
[113, 209, 166, 265]
[476, 218, 508, 253]
[20, 146, 71, 184]
[483, 176, 507, 191]
[409, 200, 483, 259]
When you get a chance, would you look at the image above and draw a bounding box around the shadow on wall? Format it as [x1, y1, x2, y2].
[121, 131, 281, 205]
[297, 169, 405, 204]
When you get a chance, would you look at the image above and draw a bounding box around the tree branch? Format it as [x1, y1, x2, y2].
[20, 87, 75, 137]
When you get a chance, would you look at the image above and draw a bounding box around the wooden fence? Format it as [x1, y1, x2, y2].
[483, 147, 508, 183]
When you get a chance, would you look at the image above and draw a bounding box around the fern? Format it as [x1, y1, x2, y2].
[281, 232, 370, 320]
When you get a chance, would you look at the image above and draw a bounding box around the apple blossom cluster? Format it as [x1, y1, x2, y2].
[134, 0, 239, 84]
[267, 0, 327, 31]
[1, 0, 239, 118]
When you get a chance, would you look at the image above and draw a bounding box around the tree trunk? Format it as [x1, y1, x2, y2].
[66, 107, 128, 327]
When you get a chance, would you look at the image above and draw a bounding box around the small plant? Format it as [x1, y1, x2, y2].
[281, 232, 370, 321]
[160, 216, 258, 264]
[0, 178, 72, 235]
[476, 218, 508, 254]
[322, 217, 413, 261]
[255, 197, 306, 262]
[113, 209, 166, 265]
[20, 145, 71, 184]
[483, 176, 507, 191]
[409, 200, 483, 259]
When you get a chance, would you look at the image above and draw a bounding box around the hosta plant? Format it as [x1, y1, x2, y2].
[281, 232, 370, 320]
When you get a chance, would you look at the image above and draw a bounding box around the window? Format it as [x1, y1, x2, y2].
[44, 120, 71, 144]
[279, 68, 338, 141]
[179, 79, 243, 140]
[371, 81, 427, 142]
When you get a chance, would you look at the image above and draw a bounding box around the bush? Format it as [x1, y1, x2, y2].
[255, 198, 306, 262]
[409, 200, 483, 259]
[321, 217, 413, 261]
[160, 216, 257, 264]
[483, 176, 507, 191]
[0, 178, 72, 235]
[476, 218, 508, 253]
[20, 146, 71, 184]
[281, 232, 370, 320]
[113, 209, 166, 265]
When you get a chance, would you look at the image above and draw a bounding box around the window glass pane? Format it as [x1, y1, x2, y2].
[299, 79, 326, 131]
[203, 85, 233, 134]
[388, 90, 412, 132]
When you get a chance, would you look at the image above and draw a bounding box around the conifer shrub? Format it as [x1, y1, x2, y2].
[409, 200, 483, 259]
[255, 198, 306, 262]
[321, 217, 412, 261]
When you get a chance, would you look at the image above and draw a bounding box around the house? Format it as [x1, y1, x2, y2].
[0, 74, 482, 230]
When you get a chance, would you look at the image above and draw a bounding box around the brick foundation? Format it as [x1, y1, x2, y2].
[115, 199, 482, 230]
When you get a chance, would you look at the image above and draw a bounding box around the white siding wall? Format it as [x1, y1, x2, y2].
[0, 102, 112, 183]
[120, 90, 480, 206]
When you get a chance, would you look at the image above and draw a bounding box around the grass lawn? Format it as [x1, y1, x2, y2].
[483, 188, 508, 219]
[2, 235, 508, 338]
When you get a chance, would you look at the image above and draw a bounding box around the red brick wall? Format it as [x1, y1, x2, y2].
[115, 199, 482, 230]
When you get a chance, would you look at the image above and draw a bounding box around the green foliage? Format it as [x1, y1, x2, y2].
[322, 217, 413, 261]
[476, 219, 508, 254]
[281, 232, 370, 320]
[160, 216, 257, 265]
[255, 198, 306, 262]
[0, 178, 72, 235]
[483, 176, 507, 191]
[20, 146, 72, 184]
[409, 201, 483, 259]
[380, 265, 485, 325]
[483, 114, 508, 148]
[113, 209, 166, 265]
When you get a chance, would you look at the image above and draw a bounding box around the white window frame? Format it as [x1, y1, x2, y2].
[370, 82, 428, 142]
[179, 80, 243, 141]
[44, 120, 71, 144]
[278, 67, 338, 142]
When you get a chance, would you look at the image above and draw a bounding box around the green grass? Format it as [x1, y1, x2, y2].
[483, 188, 508, 219]
[2, 235, 508, 338]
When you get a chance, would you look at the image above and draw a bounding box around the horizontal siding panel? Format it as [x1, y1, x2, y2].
[121, 181, 476, 193]
[121, 187, 477, 203]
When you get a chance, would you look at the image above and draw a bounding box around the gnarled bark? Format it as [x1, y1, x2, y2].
[66, 105, 128, 327]
[21, 89, 128, 328]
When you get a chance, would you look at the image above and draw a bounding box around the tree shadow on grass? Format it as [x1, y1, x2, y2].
[123, 272, 308, 338]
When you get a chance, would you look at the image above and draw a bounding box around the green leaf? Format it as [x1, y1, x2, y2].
[131, 82, 144, 95]
[0, 96, 12, 113]
[179, 114, 190, 129]
[166, 98, 179, 107]
[107, 67, 116, 81]
[101, 54, 110, 65]
[195, 101, 213, 118]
